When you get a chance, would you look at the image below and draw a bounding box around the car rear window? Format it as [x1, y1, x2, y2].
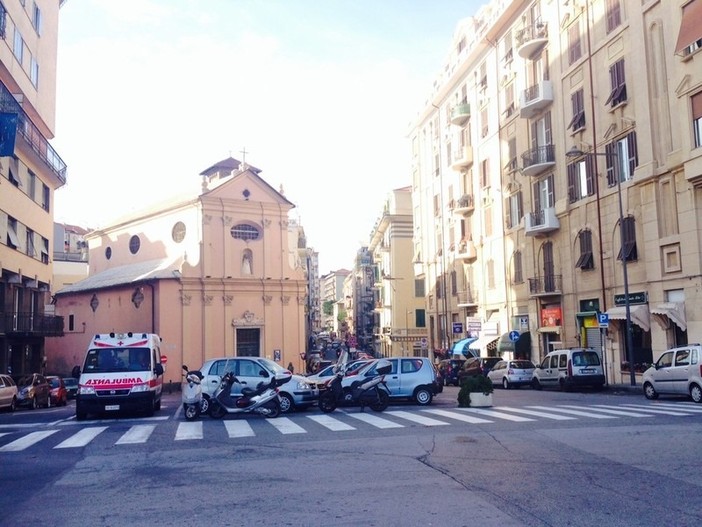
[572, 352, 600, 366]
[511, 360, 534, 369]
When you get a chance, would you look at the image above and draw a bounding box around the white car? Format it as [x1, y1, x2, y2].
[487, 360, 535, 389]
[642, 345, 702, 403]
[0, 374, 18, 412]
[531, 348, 605, 391]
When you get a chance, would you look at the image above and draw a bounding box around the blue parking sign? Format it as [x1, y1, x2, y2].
[598, 313, 609, 327]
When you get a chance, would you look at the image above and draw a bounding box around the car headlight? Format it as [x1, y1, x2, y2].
[295, 381, 312, 390]
[19, 387, 29, 397]
[78, 386, 96, 395]
[130, 383, 149, 393]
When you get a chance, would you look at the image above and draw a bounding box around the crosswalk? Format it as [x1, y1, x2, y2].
[1, 402, 701, 453]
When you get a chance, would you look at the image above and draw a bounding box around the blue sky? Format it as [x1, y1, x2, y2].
[52, 0, 484, 273]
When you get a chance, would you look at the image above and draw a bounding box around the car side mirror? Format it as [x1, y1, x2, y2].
[259, 369, 269, 378]
[154, 364, 164, 376]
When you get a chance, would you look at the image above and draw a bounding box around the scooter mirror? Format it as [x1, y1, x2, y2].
[182, 365, 189, 372]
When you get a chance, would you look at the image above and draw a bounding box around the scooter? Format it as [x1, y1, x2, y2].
[181, 365, 203, 421]
[318, 359, 391, 413]
[208, 371, 291, 419]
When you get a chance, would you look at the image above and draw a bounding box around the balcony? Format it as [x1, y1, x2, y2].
[521, 144, 555, 177]
[450, 102, 471, 126]
[0, 83, 67, 186]
[528, 275, 562, 297]
[0, 312, 64, 336]
[456, 238, 477, 262]
[453, 194, 475, 216]
[516, 22, 548, 59]
[525, 207, 559, 236]
[519, 80, 553, 119]
[457, 289, 478, 308]
[450, 144, 473, 170]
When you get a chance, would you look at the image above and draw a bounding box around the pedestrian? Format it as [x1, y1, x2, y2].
[287, 362, 294, 374]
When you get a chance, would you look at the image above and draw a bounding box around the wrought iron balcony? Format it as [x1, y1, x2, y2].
[516, 21, 548, 59]
[450, 102, 471, 126]
[453, 194, 475, 216]
[0, 312, 64, 336]
[521, 144, 555, 177]
[519, 80, 553, 119]
[525, 206, 559, 236]
[455, 238, 477, 262]
[0, 83, 67, 185]
[527, 275, 562, 297]
[457, 288, 478, 307]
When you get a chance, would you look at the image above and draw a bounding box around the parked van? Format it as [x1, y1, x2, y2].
[642, 344, 702, 403]
[531, 348, 605, 391]
[75, 332, 166, 420]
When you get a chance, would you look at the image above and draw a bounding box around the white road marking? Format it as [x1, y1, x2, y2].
[385, 410, 450, 426]
[617, 404, 697, 416]
[224, 420, 255, 438]
[266, 417, 307, 434]
[457, 408, 535, 422]
[54, 426, 108, 448]
[115, 424, 156, 444]
[307, 414, 357, 431]
[0, 430, 59, 452]
[558, 405, 653, 417]
[346, 412, 404, 429]
[422, 409, 494, 424]
[175, 421, 203, 440]
[528, 406, 617, 419]
[494, 406, 576, 420]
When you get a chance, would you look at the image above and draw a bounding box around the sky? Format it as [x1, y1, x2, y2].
[52, 0, 484, 274]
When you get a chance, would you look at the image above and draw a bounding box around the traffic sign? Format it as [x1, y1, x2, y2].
[420, 337, 428, 349]
[597, 313, 609, 328]
[452, 322, 463, 334]
[509, 330, 520, 342]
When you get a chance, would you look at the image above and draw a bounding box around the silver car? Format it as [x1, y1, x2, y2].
[487, 360, 535, 389]
[0, 374, 18, 412]
[341, 357, 439, 405]
[199, 357, 319, 413]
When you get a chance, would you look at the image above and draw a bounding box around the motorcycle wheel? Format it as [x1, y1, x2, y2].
[369, 390, 389, 412]
[318, 391, 337, 413]
[208, 401, 226, 419]
[184, 404, 199, 421]
[263, 400, 281, 419]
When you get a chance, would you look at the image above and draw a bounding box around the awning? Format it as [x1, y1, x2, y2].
[606, 304, 650, 332]
[468, 335, 499, 353]
[650, 302, 686, 331]
[496, 332, 531, 355]
[675, 0, 702, 55]
[451, 337, 478, 358]
[537, 326, 561, 334]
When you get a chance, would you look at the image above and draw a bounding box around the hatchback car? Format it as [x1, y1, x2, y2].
[341, 357, 440, 405]
[0, 374, 18, 412]
[487, 360, 536, 389]
[198, 357, 319, 413]
[642, 345, 702, 403]
[62, 377, 79, 399]
[47, 376, 68, 406]
[16, 373, 51, 409]
[458, 357, 502, 382]
[437, 359, 466, 386]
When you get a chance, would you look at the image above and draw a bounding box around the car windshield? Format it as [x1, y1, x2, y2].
[48, 378, 61, 388]
[572, 352, 600, 366]
[258, 358, 286, 374]
[83, 347, 151, 373]
[63, 378, 78, 386]
[18, 376, 33, 386]
[511, 361, 535, 369]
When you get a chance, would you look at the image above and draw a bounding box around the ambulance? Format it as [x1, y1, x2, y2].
[75, 332, 167, 420]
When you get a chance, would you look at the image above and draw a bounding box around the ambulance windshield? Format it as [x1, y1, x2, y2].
[84, 348, 151, 373]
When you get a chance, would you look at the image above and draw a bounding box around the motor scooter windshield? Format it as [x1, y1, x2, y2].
[334, 349, 350, 373]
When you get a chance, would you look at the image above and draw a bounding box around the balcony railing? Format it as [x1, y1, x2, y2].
[450, 102, 471, 126]
[453, 194, 475, 215]
[519, 80, 553, 119]
[450, 145, 473, 170]
[525, 206, 559, 236]
[457, 289, 478, 307]
[521, 144, 555, 177]
[0, 312, 64, 336]
[456, 238, 477, 262]
[0, 83, 67, 185]
[527, 275, 562, 296]
[516, 21, 548, 59]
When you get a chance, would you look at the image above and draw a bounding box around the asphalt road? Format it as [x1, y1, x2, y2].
[1, 386, 700, 526]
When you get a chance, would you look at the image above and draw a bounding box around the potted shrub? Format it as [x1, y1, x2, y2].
[457, 374, 494, 407]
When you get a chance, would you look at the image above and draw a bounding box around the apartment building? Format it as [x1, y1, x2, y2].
[0, 1, 66, 376]
[367, 186, 428, 357]
[319, 268, 350, 336]
[409, 0, 702, 384]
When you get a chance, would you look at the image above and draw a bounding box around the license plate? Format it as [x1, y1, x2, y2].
[105, 404, 120, 411]
[580, 369, 594, 374]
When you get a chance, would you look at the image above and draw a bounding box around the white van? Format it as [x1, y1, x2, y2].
[75, 332, 166, 420]
[531, 348, 605, 391]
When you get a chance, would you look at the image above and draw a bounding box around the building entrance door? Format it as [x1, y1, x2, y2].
[236, 328, 260, 357]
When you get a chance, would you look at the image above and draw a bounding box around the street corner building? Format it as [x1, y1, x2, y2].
[45, 158, 308, 381]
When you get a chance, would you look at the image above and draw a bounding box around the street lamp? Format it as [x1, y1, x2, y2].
[566, 146, 636, 386]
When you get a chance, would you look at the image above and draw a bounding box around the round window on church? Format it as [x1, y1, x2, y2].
[172, 221, 186, 243]
[230, 223, 261, 241]
[129, 235, 141, 254]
